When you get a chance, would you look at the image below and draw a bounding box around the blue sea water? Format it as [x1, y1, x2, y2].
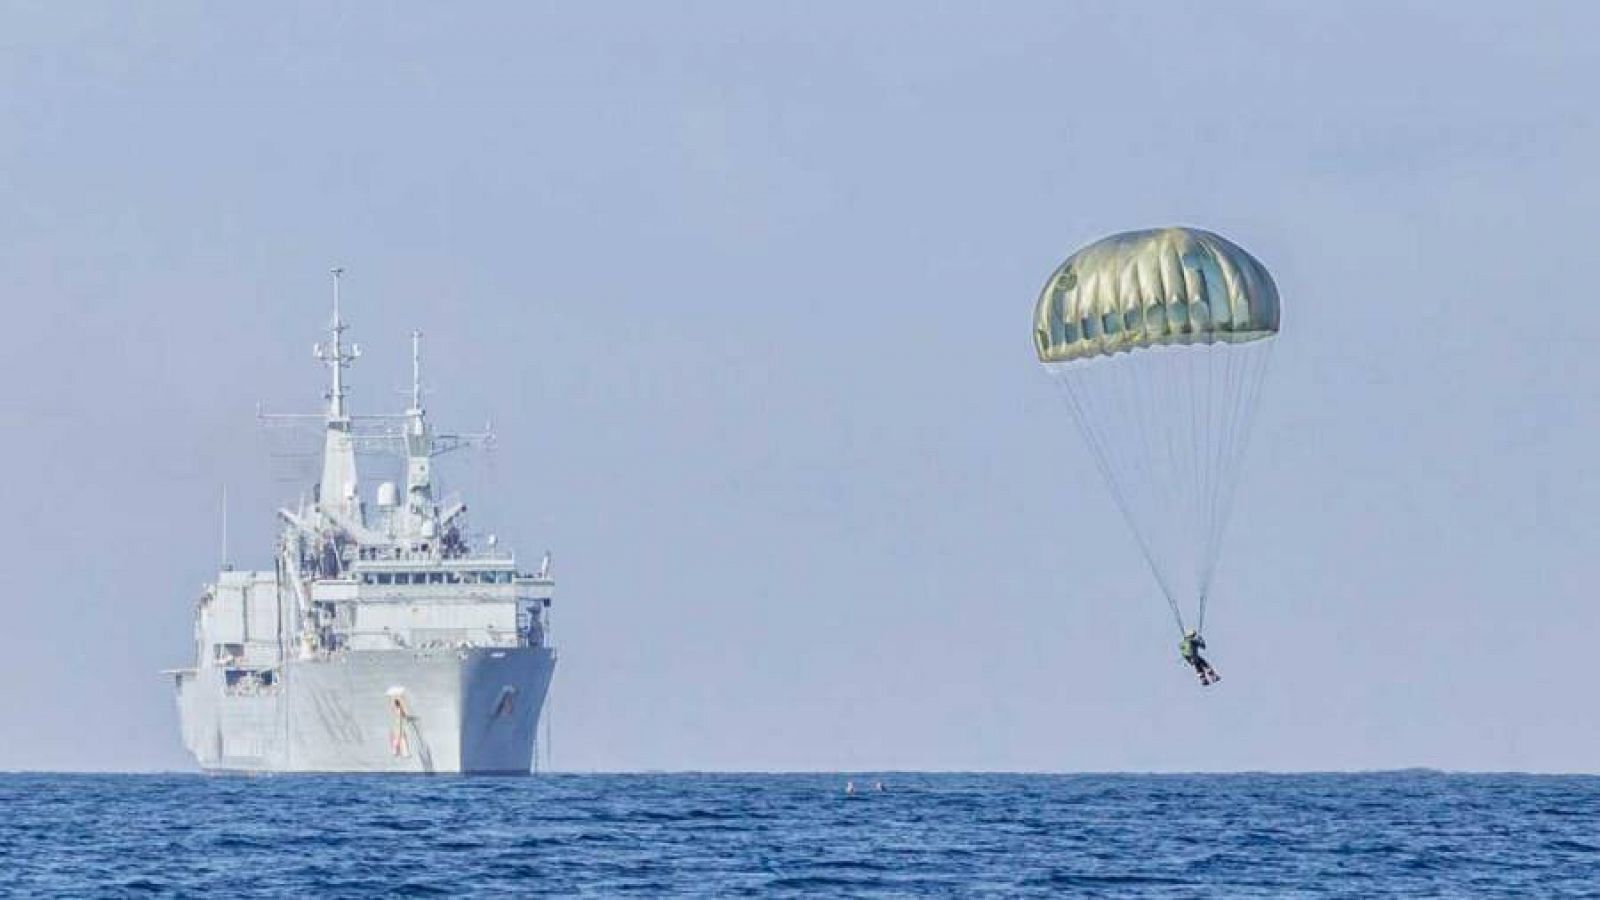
[1, 773, 1597, 897]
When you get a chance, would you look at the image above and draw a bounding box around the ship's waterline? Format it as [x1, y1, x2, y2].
[168, 270, 557, 774]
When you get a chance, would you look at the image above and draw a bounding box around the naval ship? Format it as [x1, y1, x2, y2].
[169, 271, 557, 773]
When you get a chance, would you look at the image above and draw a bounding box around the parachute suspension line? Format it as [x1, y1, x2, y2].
[1187, 343, 1227, 633]
[1077, 358, 1185, 630]
[1053, 364, 1188, 633]
[1129, 352, 1181, 631]
[1194, 342, 1272, 630]
[1122, 354, 1191, 634]
[1194, 344, 1236, 632]
[1186, 345, 1204, 595]
[1163, 346, 1210, 633]
[1196, 340, 1274, 631]
[1195, 343, 1229, 628]
[1194, 346, 1222, 631]
[1182, 345, 1207, 630]
[1050, 339, 1273, 638]
[1114, 349, 1188, 632]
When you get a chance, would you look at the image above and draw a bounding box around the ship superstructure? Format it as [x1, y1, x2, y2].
[170, 271, 557, 773]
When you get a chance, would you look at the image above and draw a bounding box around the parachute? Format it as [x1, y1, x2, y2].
[1033, 227, 1279, 634]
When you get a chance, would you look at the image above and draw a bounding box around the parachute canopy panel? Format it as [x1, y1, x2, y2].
[1033, 227, 1279, 364]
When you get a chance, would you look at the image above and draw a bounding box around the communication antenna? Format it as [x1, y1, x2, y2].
[220, 484, 232, 572]
[410, 329, 425, 415]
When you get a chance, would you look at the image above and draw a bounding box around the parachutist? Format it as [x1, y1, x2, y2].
[1180, 629, 1220, 686]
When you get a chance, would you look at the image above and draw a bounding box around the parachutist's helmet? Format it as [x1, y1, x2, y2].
[1185, 629, 1197, 639]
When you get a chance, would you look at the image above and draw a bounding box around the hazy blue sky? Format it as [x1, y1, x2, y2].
[3, 2, 1599, 772]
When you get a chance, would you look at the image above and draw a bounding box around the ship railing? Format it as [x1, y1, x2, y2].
[334, 628, 522, 650]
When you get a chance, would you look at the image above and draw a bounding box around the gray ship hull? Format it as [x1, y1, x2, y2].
[175, 647, 555, 774]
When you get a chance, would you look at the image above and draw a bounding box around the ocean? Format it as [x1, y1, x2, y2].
[1, 772, 1596, 897]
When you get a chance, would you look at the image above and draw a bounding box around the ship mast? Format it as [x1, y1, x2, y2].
[314, 267, 363, 526]
[404, 329, 437, 537]
[410, 328, 425, 419]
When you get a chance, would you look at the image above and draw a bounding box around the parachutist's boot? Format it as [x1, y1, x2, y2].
[1207, 670, 1221, 684]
